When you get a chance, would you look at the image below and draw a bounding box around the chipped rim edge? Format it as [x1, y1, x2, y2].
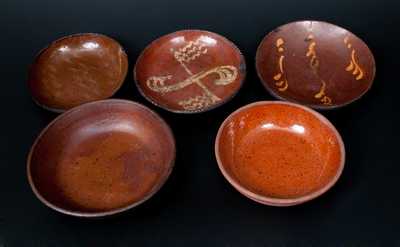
[255, 20, 376, 110]
[133, 29, 247, 114]
[28, 33, 129, 113]
[27, 99, 176, 217]
[215, 100, 346, 206]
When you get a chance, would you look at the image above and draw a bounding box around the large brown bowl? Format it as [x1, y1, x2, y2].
[27, 99, 175, 217]
[215, 101, 345, 206]
[28, 33, 129, 112]
[256, 21, 376, 109]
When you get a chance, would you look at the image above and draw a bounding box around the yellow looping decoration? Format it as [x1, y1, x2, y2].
[306, 35, 332, 105]
[344, 37, 365, 80]
[273, 38, 288, 92]
[145, 37, 239, 111]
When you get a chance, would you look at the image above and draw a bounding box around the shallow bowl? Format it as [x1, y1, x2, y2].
[27, 99, 175, 217]
[215, 101, 345, 206]
[28, 33, 128, 112]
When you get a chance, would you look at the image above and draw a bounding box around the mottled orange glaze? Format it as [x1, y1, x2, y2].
[28, 33, 128, 112]
[27, 100, 175, 217]
[215, 101, 345, 206]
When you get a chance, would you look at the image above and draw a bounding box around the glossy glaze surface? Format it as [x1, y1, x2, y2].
[134, 30, 246, 113]
[256, 21, 375, 109]
[28, 33, 128, 112]
[27, 100, 175, 217]
[215, 101, 345, 206]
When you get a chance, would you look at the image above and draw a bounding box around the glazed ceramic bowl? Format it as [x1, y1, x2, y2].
[28, 33, 128, 112]
[215, 101, 345, 206]
[134, 29, 246, 113]
[256, 20, 375, 109]
[27, 99, 175, 217]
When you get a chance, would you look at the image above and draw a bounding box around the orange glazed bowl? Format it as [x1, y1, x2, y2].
[215, 101, 345, 206]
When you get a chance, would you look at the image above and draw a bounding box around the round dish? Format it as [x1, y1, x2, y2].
[27, 99, 175, 217]
[134, 29, 246, 113]
[28, 33, 128, 112]
[215, 101, 345, 206]
[256, 20, 375, 109]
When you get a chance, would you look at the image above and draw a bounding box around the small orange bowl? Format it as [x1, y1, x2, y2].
[215, 101, 345, 206]
[27, 99, 175, 217]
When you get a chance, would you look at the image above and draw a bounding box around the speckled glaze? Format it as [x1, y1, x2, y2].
[215, 101, 345, 206]
[28, 33, 128, 112]
[27, 99, 175, 217]
[134, 30, 246, 113]
[256, 21, 375, 109]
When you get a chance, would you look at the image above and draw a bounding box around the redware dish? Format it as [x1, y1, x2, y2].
[28, 33, 128, 112]
[256, 21, 375, 109]
[215, 101, 345, 206]
[134, 29, 246, 113]
[27, 99, 175, 217]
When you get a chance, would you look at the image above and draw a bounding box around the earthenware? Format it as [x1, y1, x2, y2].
[215, 101, 345, 206]
[27, 99, 175, 217]
[134, 30, 246, 113]
[28, 33, 128, 112]
[256, 21, 375, 109]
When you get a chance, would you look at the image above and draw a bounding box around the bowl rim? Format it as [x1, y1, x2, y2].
[133, 29, 247, 114]
[255, 20, 376, 110]
[27, 99, 176, 217]
[28, 33, 129, 113]
[214, 100, 346, 206]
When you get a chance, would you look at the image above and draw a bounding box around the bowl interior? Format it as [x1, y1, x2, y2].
[216, 101, 344, 203]
[28, 33, 128, 111]
[28, 100, 175, 216]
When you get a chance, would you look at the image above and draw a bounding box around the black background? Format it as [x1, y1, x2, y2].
[1, 0, 399, 246]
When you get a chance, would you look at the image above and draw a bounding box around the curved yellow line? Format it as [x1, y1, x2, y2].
[321, 96, 332, 105]
[274, 73, 282, 80]
[278, 81, 288, 91]
[279, 55, 284, 73]
[314, 80, 326, 99]
[306, 42, 316, 57]
[276, 38, 284, 47]
[346, 61, 354, 71]
[351, 50, 364, 80]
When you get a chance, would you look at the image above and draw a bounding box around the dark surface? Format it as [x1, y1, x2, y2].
[256, 20, 376, 109]
[1, 0, 399, 246]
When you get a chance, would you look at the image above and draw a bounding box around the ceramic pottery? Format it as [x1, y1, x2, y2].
[27, 99, 175, 217]
[256, 21, 375, 109]
[28, 33, 128, 112]
[215, 101, 345, 206]
[134, 30, 246, 113]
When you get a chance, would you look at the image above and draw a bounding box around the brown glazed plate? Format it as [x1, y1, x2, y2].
[215, 101, 345, 206]
[28, 33, 128, 112]
[256, 21, 376, 109]
[134, 29, 246, 113]
[27, 99, 175, 217]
